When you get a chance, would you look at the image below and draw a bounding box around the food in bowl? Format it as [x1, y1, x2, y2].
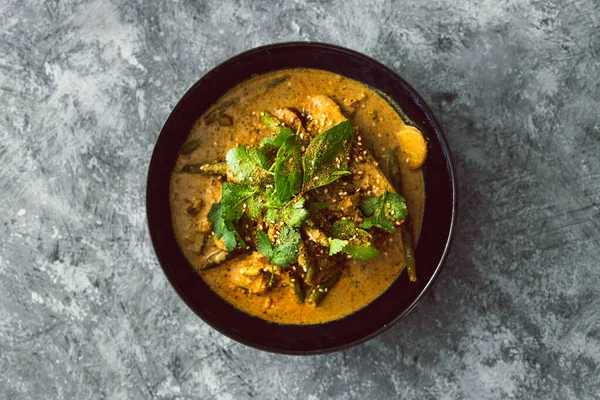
[169, 68, 427, 324]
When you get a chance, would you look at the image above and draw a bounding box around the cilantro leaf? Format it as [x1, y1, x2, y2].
[360, 189, 407, 233]
[208, 183, 256, 251]
[266, 197, 308, 228]
[221, 182, 256, 222]
[245, 195, 264, 219]
[329, 219, 379, 260]
[270, 134, 302, 205]
[271, 226, 301, 267]
[302, 120, 353, 191]
[226, 146, 269, 182]
[331, 219, 372, 241]
[328, 238, 348, 255]
[280, 197, 309, 228]
[208, 203, 239, 251]
[259, 116, 294, 152]
[256, 230, 273, 259]
[344, 244, 379, 261]
[256, 226, 301, 267]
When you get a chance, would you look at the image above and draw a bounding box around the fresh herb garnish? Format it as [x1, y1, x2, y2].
[328, 219, 378, 261]
[265, 196, 308, 228]
[269, 135, 303, 206]
[208, 182, 256, 251]
[344, 244, 379, 261]
[226, 146, 269, 182]
[302, 119, 353, 191]
[256, 227, 301, 268]
[205, 113, 409, 276]
[360, 189, 407, 233]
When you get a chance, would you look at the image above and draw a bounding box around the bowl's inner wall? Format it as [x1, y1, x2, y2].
[147, 43, 455, 354]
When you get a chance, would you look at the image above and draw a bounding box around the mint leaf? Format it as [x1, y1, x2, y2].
[271, 226, 301, 267]
[302, 120, 353, 191]
[328, 238, 348, 255]
[226, 146, 268, 182]
[345, 244, 379, 261]
[360, 190, 407, 233]
[270, 134, 302, 206]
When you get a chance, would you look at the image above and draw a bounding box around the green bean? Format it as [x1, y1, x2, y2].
[401, 224, 417, 282]
[292, 278, 305, 304]
[260, 111, 283, 133]
[199, 249, 231, 270]
[179, 139, 202, 155]
[384, 147, 402, 193]
[306, 272, 341, 306]
[181, 162, 228, 176]
[297, 241, 316, 286]
[204, 98, 238, 125]
[266, 74, 289, 89]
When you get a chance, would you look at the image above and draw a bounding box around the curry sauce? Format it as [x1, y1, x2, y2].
[170, 69, 425, 324]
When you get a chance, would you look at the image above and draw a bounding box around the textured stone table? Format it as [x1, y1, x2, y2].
[2, 0, 599, 398]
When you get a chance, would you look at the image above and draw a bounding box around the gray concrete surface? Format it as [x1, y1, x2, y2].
[1, 0, 599, 398]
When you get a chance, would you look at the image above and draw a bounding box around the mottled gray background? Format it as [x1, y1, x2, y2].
[1, 0, 599, 399]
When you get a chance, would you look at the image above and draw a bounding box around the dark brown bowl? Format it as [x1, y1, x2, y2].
[147, 42, 457, 355]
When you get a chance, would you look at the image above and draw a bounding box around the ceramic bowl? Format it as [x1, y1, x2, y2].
[147, 42, 457, 355]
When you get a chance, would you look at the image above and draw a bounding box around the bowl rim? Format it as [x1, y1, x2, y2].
[147, 41, 458, 355]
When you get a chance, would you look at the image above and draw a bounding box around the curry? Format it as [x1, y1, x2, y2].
[169, 68, 427, 325]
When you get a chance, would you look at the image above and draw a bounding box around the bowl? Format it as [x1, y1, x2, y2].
[147, 42, 457, 355]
